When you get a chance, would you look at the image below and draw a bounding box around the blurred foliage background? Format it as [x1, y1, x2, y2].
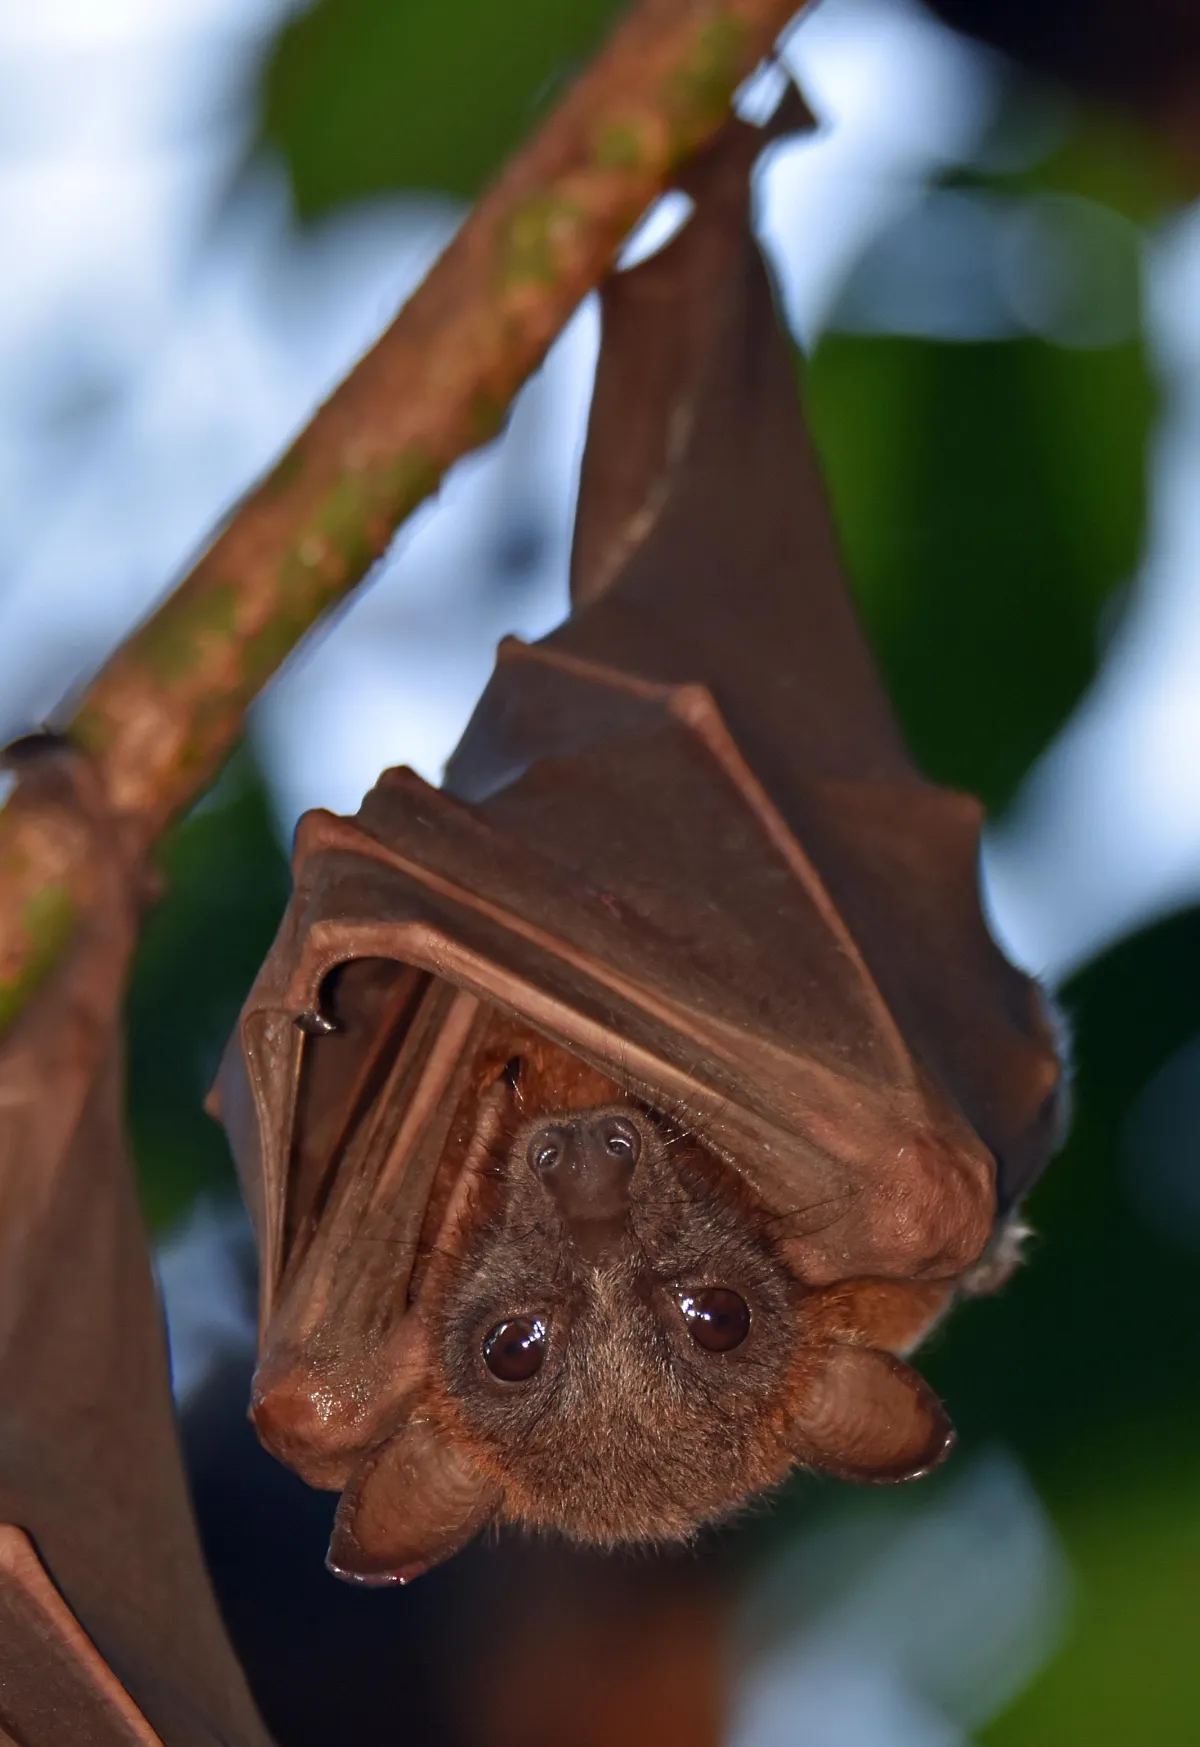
[89, 0, 1200, 1740]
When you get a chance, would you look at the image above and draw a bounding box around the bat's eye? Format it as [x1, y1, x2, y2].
[483, 1316, 547, 1382]
[678, 1289, 750, 1352]
[599, 1116, 640, 1163]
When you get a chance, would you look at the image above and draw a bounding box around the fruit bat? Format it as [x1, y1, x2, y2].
[0, 740, 274, 1747]
[215, 104, 1064, 1587]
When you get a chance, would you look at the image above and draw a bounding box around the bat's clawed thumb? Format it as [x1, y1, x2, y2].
[784, 1344, 955, 1485]
[326, 1419, 501, 1586]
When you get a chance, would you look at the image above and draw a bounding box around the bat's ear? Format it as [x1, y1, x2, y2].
[786, 1345, 955, 1484]
[327, 1418, 502, 1585]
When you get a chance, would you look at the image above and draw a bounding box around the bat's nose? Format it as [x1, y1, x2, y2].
[526, 1112, 639, 1255]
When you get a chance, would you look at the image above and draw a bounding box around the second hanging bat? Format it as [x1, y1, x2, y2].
[215, 107, 1064, 1585]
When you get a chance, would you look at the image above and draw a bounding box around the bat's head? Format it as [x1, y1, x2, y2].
[320, 1038, 955, 1586]
[427, 1092, 804, 1545]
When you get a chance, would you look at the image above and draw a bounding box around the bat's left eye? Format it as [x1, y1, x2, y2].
[678, 1289, 750, 1352]
[483, 1316, 547, 1382]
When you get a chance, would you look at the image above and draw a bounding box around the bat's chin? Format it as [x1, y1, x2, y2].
[561, 1213, 635, 1265]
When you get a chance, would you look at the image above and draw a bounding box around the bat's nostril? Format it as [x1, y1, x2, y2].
[590, 1115, 640, 1169]
[527, 1114, 641, 1180]
[527, 1125, 569, 1177]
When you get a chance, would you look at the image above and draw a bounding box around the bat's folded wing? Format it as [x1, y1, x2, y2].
[452, 101, 1062, 1224]
[220, 104, 1062, 1424]
[0, 1525, 163, 1746]
[0, 745, 273, 1747]
[227, 677, 1001, 1308]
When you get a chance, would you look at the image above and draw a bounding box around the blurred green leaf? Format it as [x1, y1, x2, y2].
[262, 0, 625, 213]
[126, 746, 289, 1232]
[1003, 98, 1183, 227]
[804, 330, 1154, 812]
[922, 905, 1200, 1741]
[926, 908, 1200, 1454]
[985, 1447, 1200, 1746]
[800, 82, 1168, 813]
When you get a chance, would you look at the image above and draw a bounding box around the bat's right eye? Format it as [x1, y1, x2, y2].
[483, 1316, 547, 1382]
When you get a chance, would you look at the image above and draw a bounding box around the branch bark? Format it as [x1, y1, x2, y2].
[0, 0, 807, 1031]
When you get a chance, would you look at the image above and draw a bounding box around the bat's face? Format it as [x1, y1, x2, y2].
[427, 1088, 804, 1545]
[303, 1035, 957, 1587]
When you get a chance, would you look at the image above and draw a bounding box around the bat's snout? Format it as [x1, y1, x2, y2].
[526, 1111, 639, 1258]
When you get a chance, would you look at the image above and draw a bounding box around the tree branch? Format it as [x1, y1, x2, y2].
[0, 0, 806, 1029]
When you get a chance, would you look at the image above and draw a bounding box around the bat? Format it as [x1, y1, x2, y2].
[215, 101, 1064, 1588]
[0, 740, 274, 1747]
